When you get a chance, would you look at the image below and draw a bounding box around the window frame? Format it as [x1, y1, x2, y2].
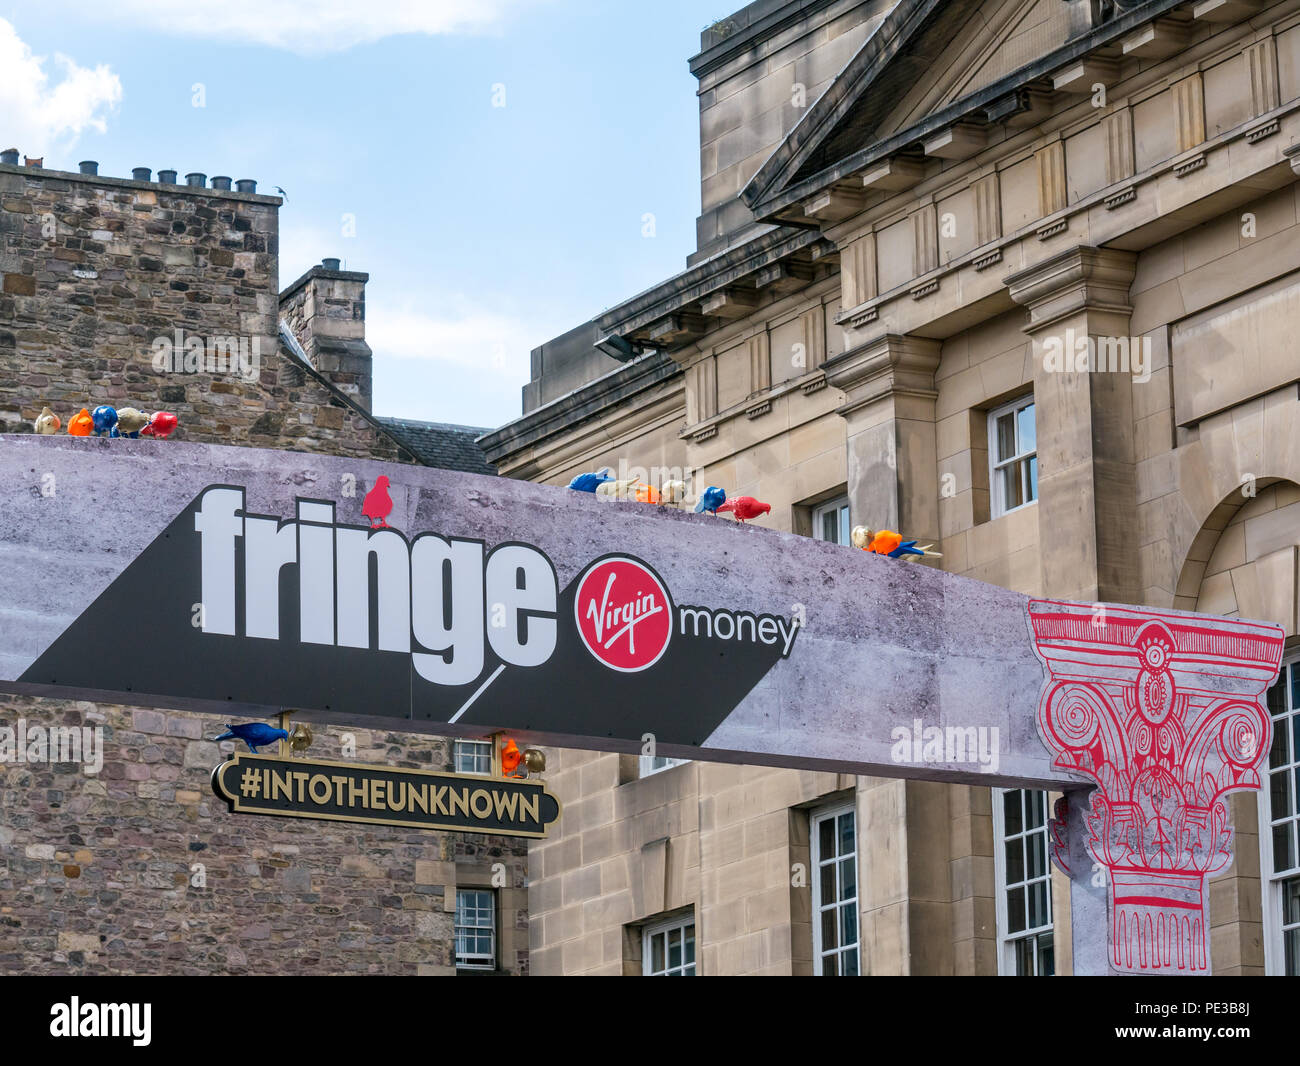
[810, 801, 860, 976]
[453, 738, 493, 776]
[642, 913, 696, 976]
[1259, 656, 1300, 977]
[811, 495, 851, 546]
[987, 396, 1037, 519]
[992, 787, 1055, 976]
[454, 887, 497, 970]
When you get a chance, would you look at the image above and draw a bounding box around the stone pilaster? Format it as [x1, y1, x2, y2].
[1004, 246, 1140, 605]
[823, 333, 941, 548]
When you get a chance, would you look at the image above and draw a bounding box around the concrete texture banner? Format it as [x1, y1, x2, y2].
[0, 435, 1280, 790]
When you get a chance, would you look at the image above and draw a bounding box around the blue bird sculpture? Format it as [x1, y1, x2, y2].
[568, 468, 614, 493]
[91, 404, 119, 438]
[694, 486, 727, 515]
[214, 722, 290, 753]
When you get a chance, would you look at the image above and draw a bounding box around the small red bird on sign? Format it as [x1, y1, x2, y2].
[362, 475, 393, 529]
[717, 496, 771, 523]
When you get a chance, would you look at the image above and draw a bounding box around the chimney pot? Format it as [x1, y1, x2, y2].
[235, 179, 258, 194]
[185, 172, 207, 188]
[0, 149, 18, 166]
[78, 160, 98, 175]
[211, 176, 232, 191]
[158, 169, 178, 184]
[321, 258, 341, 271]
[132, 167, 152, 182]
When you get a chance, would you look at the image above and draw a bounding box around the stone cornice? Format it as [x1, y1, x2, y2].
[822, 333, 940, 415]
[479, 352, 682, 467]
[1003, 246, 1138, 331]
[744, 0, 1190, 220]
[0, 162, 282, 205]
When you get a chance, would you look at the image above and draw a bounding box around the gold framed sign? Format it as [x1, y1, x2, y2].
[212, 753, 561, 837]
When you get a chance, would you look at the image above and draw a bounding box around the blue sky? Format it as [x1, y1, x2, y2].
[0, 1, 722, 428]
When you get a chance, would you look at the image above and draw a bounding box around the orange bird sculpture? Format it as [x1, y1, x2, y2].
[851, 525, 942, 560]
[67, 408, 94, 436]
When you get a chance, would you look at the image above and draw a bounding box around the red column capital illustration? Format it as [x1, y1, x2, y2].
[1028, 600, 1284, 975]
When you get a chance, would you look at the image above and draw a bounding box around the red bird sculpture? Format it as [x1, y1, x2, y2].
[362, 475, 393, 529]
[717, 496, 771, 523]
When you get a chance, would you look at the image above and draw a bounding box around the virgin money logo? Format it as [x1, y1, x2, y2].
[574, 556, 673, 672]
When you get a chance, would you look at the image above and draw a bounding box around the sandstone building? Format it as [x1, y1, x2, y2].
[483, 0, 1300, 975]
[0, 159, 526, 974]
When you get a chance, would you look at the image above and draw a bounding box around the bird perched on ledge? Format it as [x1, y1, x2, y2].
[214, 722, 290, 753]
[568, 468, 613, 493]
[596, 476, 642, 500]
[67, 408, 93, 436]
[116, 407, 150, 438]
[851, 525, 942, 560]
[694, 486, 726, 515]
[140, 411, 178, 439]
[34, 407, 60, 435]
[717, 496, 771, 523]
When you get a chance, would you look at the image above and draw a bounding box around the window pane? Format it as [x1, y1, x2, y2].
[1029, 881, 1049, 929]
[1027, 833, 1046, 879]
[1273, 823, 1295, 874]
[1014, 935, 1034, 975]
[840, 903, 858, 946]
[1003, 789, 1022, 836]
[1008, 886, 1027, 934]
[819, 816, 835, 859]
[1269, 675, 1287, 715]
[1027, 790, 1045, 829]
[1037, 934, 1055, 977]
[821, 907, 838, 951]
[838, 812, 855, 858]
[996, 413, 1016, 462]
[1271, 722, 1288, 770]
[820, 511, 837, 542]
[1017, 403, 1036, 454]
[1001, 464, 1023, 510]
[1006, 839, 1024, 884]
[1286, 929, 1299, 977]
[840, 857, 857, 901]
[820, 860, 837, 905]
[1026, 456, 1038, 504]
[842, 948, 859, 977]
[651, 932, 665, 973]
[1291, 663, 1300, 710]
[1272, 769, 1292, 821]
[1283, 877, 1300, 924]
[668, 929, 682, 970]
[684, 925, 696, 965]
[823, 952, 839, 977]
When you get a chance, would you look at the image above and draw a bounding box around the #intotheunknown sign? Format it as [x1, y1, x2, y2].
[212, 753, 561, 837]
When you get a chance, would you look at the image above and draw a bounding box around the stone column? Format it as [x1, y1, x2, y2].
[1004, 246, 1140, 604]
[823, 333, 941, 546]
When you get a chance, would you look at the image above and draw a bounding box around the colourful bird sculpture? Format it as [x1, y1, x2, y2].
[91, 405, 118, 437]
[140, 411, 178, 439]
[694, 486, 726, 515]
[717, 496, 771, 523]
[851, 525, 942, 560]
[660, 480, 687, 505]
[631, 482, 661, 505]
[116, 407, 150, 437]
[214, 722, 290, 753]
[501, 738, 525, 778]
[568, 469, 613, 493]
[34, 407, 60, 435]
[596, 476, 641, 500]
[67, 408, 94, 436]
[362, 475, 394, 529]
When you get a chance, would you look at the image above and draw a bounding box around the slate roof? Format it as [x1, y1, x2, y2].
[376, 417, 497, 476]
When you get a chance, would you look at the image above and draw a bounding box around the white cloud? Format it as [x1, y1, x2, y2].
[366, 298, 541, 381]
[0, 19, 122, 158]
[73, 0, 543, 55]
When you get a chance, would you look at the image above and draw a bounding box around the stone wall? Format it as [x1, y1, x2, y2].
[0, 162, 529, 975]
[0, 164, 406, 460]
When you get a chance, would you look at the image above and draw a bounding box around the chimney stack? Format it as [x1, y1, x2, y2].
[279, 259, 373, 410]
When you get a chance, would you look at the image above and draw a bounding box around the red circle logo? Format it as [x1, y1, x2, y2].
[574, 556, 673, 672]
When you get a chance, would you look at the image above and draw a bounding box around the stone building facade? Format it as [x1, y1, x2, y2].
[483, 0, 1300, 974]
[0, 162, 528, 974]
